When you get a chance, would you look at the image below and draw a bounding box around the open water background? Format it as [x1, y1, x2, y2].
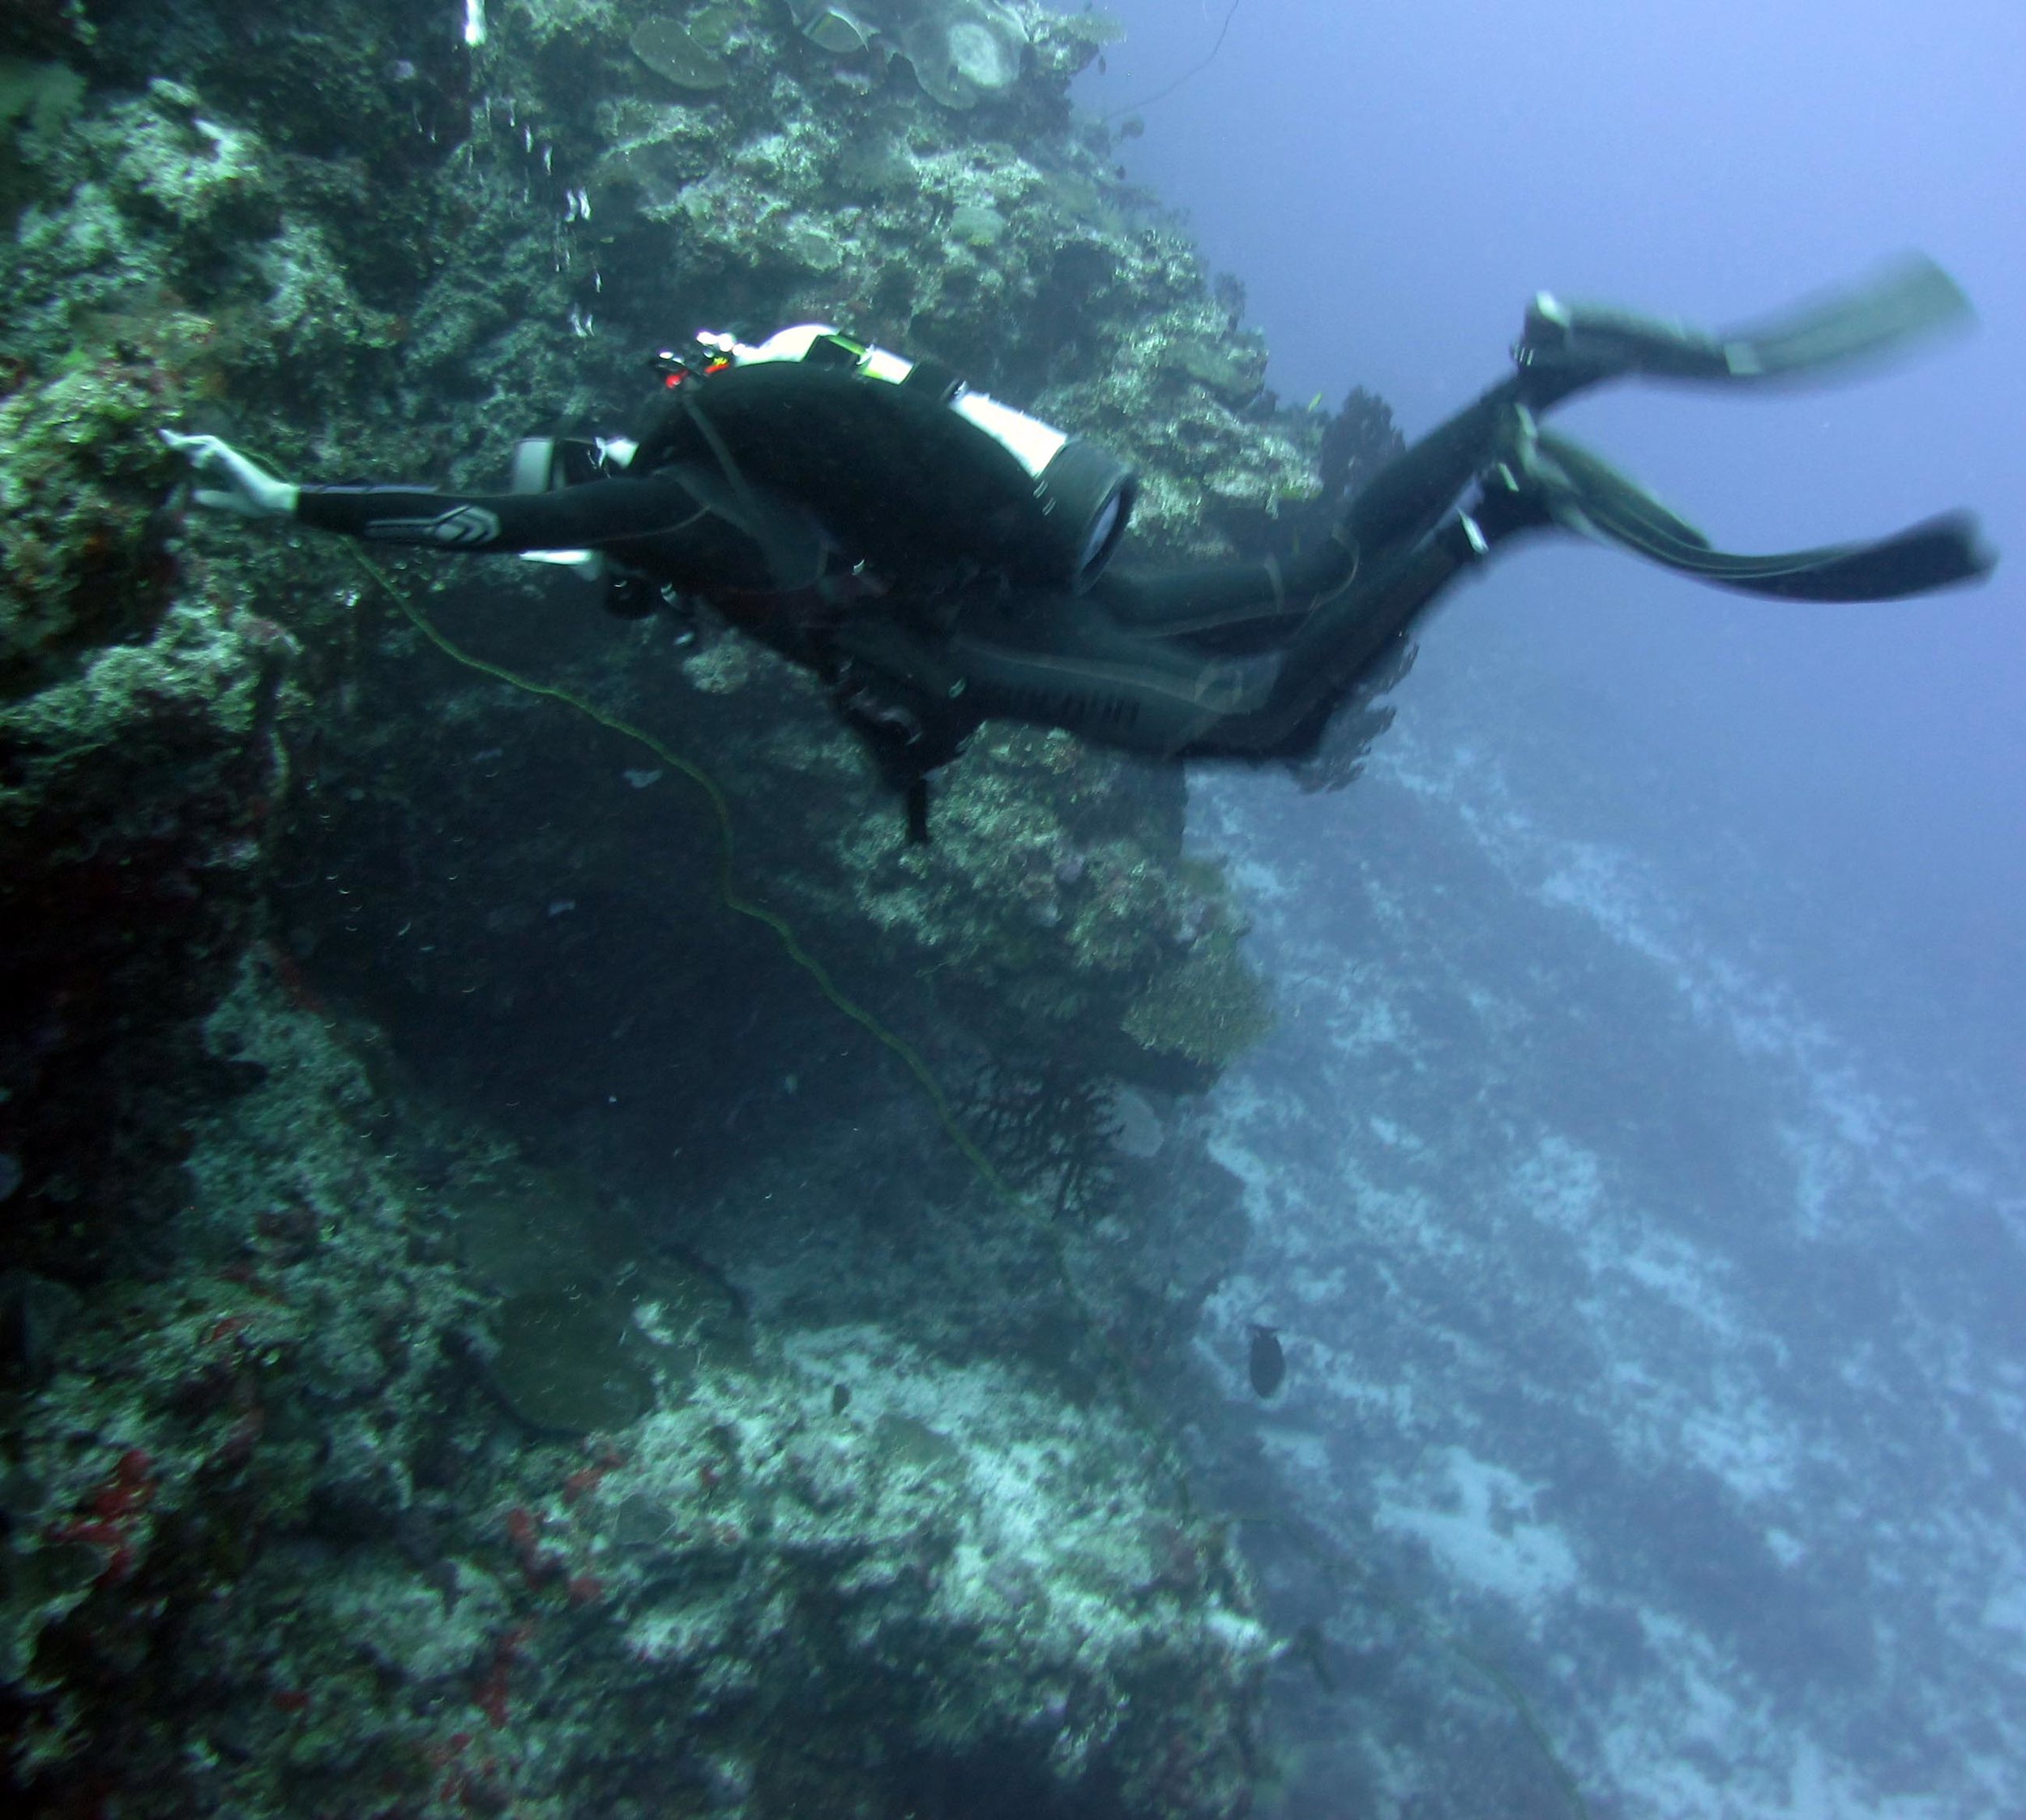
[1079, 5, 2025, 1814]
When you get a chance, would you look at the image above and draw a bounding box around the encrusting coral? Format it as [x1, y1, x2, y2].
[0, 2, 1355, 1812]
[789, 0, 1033, 109]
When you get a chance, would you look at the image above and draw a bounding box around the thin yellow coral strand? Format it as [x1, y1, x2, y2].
[344, 540, 1586, 1820]
[346, 549, 1025, 1203]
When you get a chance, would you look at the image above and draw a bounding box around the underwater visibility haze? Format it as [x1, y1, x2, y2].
[0, 2, 2019, 1817]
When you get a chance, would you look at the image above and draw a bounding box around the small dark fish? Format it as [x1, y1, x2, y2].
[831, 1382, 852, 1416]
[0, 1267, 83, 1384]
[1117, 114, 1145, 140]
[1248, 1323, 1284, 1399]
[1290, 1621, 1336, 1692]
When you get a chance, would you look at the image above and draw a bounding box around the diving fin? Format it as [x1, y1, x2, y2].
[1520, 254, 1973, 387]
[1589, 506, 1993, 601]
[1524, 425, 1994, 601]
[1495, 424, 1712, 551]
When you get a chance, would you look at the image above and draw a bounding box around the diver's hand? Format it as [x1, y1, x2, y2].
[160, 430, 300, 519]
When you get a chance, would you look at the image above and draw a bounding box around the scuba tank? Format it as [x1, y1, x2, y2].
[636, 325, 1139, 595]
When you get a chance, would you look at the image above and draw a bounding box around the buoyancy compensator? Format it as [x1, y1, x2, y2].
[636, 326, 1139, 594]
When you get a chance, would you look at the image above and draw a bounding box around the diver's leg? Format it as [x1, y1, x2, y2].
[972, 258, 1984, 760]
[1299, 348, 1632, 584]
[1104, 262, 1974, 638]
[1326, 376, 1535, 574]
[1173, 464, 1567, 763]
[1324, 255, 1977, 579]
[1087, 371, 1548, 639]
[1262, 386, 1993, 762]
[1016, 444, 1563, 759]
[981, 482, 1542, 759]
[929, 592, 1300, 757]
[1091, 561, 1309, 641]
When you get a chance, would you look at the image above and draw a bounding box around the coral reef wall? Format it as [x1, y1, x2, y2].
[0, 3, 1349, 1814]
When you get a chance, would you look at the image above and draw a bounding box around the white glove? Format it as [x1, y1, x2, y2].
[160, 430, 300, 519]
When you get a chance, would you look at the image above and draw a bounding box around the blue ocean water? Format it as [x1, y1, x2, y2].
[5, 4, 2017, 1812]
[1190, 624, 2024, 1817]
[1080, 4, 2024, 1813]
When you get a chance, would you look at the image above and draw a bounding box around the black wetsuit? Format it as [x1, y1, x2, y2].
[293, 444, 1511, 767]
[293, 344, 1596, 790]
[290, 264, 1994, 820]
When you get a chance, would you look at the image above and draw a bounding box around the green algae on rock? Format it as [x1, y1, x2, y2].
[903, 0, 1028, 109]
[489, 1288, 658, 1434]
[1121, 943, 1274, 1069]
[791, 0, 1028, 109]
[949, 199, 1007, 244]
[0, 325, 293, 1275]
[0, 363, 181, 702]
[630, 15, 732, 90]
[0, 1525, 100, 1689]
[0, 56, 84, 227]
[455, 1165, 643, 1297]
[459, 1163, 750, 1429]
[686, 2, 750, 52]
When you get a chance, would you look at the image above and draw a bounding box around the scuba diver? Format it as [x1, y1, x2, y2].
[164, 256, 1994, 839]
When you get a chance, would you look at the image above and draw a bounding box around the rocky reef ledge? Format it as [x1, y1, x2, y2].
[0, 3, 1386, 1811]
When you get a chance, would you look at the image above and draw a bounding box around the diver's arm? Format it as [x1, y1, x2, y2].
[160, 431, 300, 517]
[161, 430, 712, 553]
[290, 473, 711, 553]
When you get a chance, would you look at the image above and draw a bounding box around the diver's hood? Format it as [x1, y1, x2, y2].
[640, 325, 1138, 594]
